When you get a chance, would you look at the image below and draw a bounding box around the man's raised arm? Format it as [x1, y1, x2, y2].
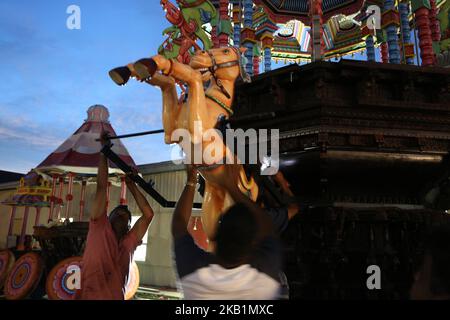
[209, 165, 275, 241]
[90, 132, 110, 221]
[172, 166, 198, 239]
[127, 176, 154, 241]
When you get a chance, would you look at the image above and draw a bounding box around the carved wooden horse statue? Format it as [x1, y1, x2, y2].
[109, 47, 258, 240]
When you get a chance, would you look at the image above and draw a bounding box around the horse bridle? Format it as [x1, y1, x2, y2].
[206, 47, 251, 99]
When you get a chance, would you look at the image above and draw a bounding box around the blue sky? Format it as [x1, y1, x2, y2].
[0, 0, 179, 173]
[0, 1, 385, 173]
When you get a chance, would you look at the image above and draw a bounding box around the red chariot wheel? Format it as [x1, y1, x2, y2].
[46, 256, 83, 300]
[4, 252, 44, 300]
[0, 250, 15, 290]
[125, 261, 140, 300]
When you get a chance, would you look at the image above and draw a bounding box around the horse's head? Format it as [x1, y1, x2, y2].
[190, 47, 248, 83]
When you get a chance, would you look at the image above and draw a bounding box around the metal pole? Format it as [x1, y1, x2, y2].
[95, 129, 164, 141]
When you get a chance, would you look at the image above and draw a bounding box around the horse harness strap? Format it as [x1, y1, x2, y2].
[209, 59, 240, 70]
[206, 50, 240, 72]
[205, 94, 234, 116]
[204, 48, 251, 116]
[207, 50, 241, 99]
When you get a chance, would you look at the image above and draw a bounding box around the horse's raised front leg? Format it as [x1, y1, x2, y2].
[144, 73, 179, 144]
[150, 55, 208, 145]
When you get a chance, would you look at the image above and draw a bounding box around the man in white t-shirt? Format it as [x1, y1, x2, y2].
[171, 165, 282, 300]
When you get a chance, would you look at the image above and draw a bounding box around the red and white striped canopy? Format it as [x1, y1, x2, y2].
[37, 105, 136, 176]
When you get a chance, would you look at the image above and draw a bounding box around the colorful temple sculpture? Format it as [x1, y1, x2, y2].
[155, 0, 449, 73]
[158, 0, 217, 64]
[2, 0, 450, 301]
[200, 0, 450, 69]
[154, 0, 450, 299]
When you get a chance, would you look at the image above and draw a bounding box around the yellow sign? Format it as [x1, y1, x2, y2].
[17, 187, 52, 196]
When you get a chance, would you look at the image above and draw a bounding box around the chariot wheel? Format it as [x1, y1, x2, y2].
[46, 256, 83, 300]
[125, 261, 140, 300]
[0, 250, 15, 290]
[4, 252, 44, 300]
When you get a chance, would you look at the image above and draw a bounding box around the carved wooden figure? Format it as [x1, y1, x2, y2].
[109, 47, 258, 240]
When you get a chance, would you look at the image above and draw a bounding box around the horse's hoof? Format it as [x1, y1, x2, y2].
[109, 66, 131, 86]
[134, 59, 157, 80]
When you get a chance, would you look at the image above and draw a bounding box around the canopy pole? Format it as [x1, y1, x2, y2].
[34, 207, 41, 226]
[7, 206, 17, 237]
[79, 180, 87, 221]
[64, 173, 75, 221]
[18, 207, 30, 250]
[48, 175, 58, 222]
[55, 176, 64, 221]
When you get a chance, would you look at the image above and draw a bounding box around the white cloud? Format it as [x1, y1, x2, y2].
[0, 126, 62, 147]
